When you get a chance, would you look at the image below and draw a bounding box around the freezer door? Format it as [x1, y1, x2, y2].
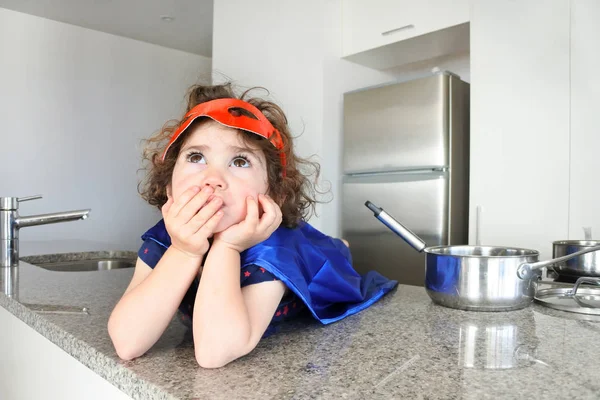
[343, 74, 449, 174]
[341, 171, 448, 286]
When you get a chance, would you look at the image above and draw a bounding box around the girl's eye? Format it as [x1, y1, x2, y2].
[186, 152, 205, 164]
[231, 156, 250, 168]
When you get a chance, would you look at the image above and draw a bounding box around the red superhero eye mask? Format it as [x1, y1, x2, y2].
[162, 98, 286, 171]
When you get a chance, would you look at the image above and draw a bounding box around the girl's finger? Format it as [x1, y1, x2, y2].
[274, 201, 283, 228]
[177, 186, 215, 223]
[245, 196, 259, 227]
[161, 196, 174, 216]
[257, 194, 278, 231]
[270, 196, 283, 230]
[196, 208, 224, 237]
[169, 186, 201, 218]
[185, 196, 223, 235]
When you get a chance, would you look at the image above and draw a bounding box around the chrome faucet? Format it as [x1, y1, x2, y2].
[0, 195, 91, 267]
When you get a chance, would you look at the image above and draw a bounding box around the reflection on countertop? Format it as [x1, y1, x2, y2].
[1, 241, 600, 399]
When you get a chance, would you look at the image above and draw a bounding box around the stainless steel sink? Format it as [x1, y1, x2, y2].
[32, 259, 135, 272]
[20, 251, 136, 272]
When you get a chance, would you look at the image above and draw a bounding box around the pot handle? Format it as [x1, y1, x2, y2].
[516, 245, 600, 280]
[568, 277, 600, 296]
[365, 201, 427, 252]
[569, 277, 600, 309]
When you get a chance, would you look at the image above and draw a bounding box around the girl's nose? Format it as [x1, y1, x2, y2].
[202, 167, 227, 190]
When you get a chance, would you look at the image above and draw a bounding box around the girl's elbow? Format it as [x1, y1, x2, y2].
[195, 351, 226, 369]
[108, 320, 144, 361]
[194, 344, 231, 368]
[194, 342, 234, 368]
[194, 341, 255, 369]
[109, 331, 140, 360]
[114, 345, 140, 361]
[110, 333, 143, 361]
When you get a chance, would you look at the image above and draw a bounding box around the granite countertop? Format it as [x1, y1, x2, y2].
[2, 241, 600, 399]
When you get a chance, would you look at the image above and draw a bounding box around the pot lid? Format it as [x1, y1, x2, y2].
[535, 284, 600, 315]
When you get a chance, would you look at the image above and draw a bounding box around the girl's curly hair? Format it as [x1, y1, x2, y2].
[138, 82, 322, 228]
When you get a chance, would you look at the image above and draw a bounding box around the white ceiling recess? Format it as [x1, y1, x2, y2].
[0, 0, 214, 56]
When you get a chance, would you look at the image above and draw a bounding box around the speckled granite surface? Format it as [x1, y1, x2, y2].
[2, 240, 600, 399]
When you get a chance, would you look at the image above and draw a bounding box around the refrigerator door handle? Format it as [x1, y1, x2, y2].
[346, 167, 448, 178]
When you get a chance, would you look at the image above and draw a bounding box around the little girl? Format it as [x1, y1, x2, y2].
[108, 83, 397, 368]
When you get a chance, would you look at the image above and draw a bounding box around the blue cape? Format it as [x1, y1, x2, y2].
[142, 220, 397, 324]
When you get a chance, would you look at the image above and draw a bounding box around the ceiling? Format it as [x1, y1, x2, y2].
[0, 0, 214, 57]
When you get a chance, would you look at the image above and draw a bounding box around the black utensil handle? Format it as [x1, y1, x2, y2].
[365, 201, 381, 216]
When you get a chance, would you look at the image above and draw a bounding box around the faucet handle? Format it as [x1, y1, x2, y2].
[18, 195, 43, 203]
[0, 195, 43, 210]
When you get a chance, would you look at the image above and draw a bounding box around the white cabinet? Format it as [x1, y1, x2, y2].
[0, 307, 132, 400]
[342, 0, 470, 69]
[569, 0, 600, 239]
[342, 0, 470, 56]
[468, 0, 571, 260]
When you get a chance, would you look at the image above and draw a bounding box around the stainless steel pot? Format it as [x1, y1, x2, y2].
[551, 240, 600, 277]
[365, 201, 600, 311]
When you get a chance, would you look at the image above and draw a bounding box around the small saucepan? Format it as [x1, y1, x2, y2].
[551, 240, 600, 278]
[365, 201, 600, 311]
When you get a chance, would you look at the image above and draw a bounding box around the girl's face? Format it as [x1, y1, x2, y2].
[169, 120, 270, 233]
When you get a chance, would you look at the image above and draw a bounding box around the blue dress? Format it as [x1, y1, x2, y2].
[138, 220, 397, 336]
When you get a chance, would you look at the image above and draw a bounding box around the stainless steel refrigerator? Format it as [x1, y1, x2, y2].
[341, 71, 470, 286]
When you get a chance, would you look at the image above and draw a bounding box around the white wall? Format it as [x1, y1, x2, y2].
[211, 1, 327, 229]
[0, 8, 211, 251]
[213, 0, 469, 236]
[569, 0, 600, 239]
[469, 0, 570, 258]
